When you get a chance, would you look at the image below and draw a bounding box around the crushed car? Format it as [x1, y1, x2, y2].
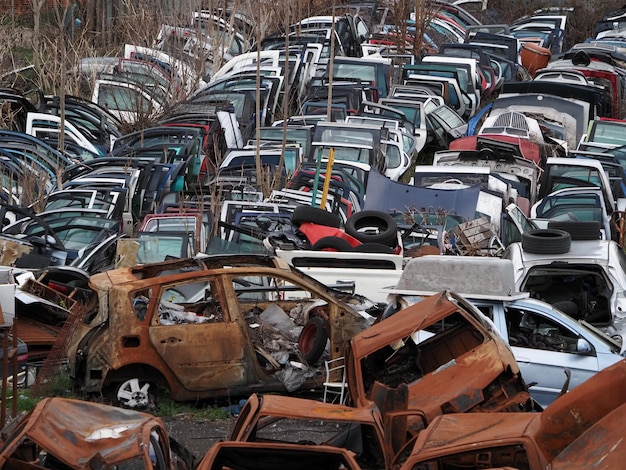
[396, 358, 626, 469]
[0, 397, 197, 470]
[65, 254, 379, 408]
[346, 290, 538, 437]
[227, 393, 391, 469]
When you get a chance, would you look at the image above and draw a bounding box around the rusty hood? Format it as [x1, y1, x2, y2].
[0, 398, 169, 468]
[409, 412, 538, 457]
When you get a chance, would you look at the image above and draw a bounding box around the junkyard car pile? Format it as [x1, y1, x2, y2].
[2, 0, 626, 467]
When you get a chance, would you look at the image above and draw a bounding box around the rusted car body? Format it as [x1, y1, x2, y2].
[66, 255, 374, 404]
[397, 358, 626, 469]
[346, 291, 536, 436]
[0, 397, 196, 469]
[198, 441, 362, 470]
[228, 393, 390, 469]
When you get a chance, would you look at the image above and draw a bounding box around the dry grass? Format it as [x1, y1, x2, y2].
[1, 0, 623, 97]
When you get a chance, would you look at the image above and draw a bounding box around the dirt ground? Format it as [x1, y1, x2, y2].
[162, 414, 236, 460]
[162, 403, 331, 462]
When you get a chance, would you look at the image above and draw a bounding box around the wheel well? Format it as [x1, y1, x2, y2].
[105, 364, 169, 391]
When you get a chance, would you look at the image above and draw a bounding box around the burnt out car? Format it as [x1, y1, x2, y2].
[228, 393, 391, 469]
[0, 397, 196, 470]
[346, 291, 537, 436]
[66, 255, 376, 408]
[396, 358, 626, 469]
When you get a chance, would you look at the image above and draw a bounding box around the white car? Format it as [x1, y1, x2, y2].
[502, 234, 626, 338]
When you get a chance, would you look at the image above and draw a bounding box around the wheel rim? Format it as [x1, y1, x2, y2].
[117, 378, 151, 409]
[299, 324, 315, 354]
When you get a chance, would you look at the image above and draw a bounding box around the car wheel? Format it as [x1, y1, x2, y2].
[345, 211, 398, 247]
[521, 229, 571, 254]
[291, 206, 341, 228]
[116, 378, 155, 410]
[352, 242, 394, 253]
[311, 236, 353, 251]
[298, 317, 328, 364]
[547, 221, 601, 240]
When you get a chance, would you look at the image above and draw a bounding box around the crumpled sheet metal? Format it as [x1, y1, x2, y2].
[0, 398, 170, 468]
[347, 291, 532, 425]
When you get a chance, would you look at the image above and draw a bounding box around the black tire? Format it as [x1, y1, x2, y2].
[521, 229, 571, 254]
[345, 211, 398, 247]
[352, 242, 395, 253]
[298, 317, 328, 364]
[312, 236, 353, 251]
[291, 206, 341, 228]
[547, 221, 601, 240]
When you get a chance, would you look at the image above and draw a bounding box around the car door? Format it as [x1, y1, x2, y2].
[148, 276, 250, 391]
[500, 305, 600, 407]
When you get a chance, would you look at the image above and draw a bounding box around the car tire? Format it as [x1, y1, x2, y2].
[521, 229, 571, 254]
[298, 317, 328, 364]
[352, 242, 395, 253]
[345, 211, 398, 247]
[312, 236, 353, 251]
[547, 221, 601, 240]
[291, 206, 341, 228]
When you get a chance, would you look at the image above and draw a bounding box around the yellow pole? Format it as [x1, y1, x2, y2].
[320, 147, 335, 209]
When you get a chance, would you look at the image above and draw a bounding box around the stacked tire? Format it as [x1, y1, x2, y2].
[345, 211, 398, 248]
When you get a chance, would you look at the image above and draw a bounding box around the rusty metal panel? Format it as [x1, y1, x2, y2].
[536, 357, 626, 461]
[199, 441, 362, 470]
[347, 291, 531, 426]
[0, 239, 31, 266]
[0, 397, 192, 469]
[149, 322, 248, 391]
[551, 401, 626, 468]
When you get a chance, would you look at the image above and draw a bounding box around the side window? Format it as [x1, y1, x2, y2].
[155, 278, 224, 325]
[475, 304, 494, 321]
[132, 289, 152, 321]
[232, 274, 313, 303]
[356, 18, 369, 39]
[505, 307, 580, 353]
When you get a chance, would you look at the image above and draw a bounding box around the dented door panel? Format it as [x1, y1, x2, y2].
[149, 322, 248, 391]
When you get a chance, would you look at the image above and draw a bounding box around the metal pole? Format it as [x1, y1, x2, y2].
[320, 148, 335, 209]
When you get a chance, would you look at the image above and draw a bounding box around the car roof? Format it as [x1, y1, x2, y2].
[386, 256, 529, 300]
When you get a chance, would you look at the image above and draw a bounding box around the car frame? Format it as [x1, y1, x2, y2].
[65, 254, 376, 406]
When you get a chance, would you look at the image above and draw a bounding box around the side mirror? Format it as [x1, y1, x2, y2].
[29, 236, 46, 248]
[576, 338, 593, 354]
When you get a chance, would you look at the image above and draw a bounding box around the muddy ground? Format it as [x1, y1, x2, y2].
[163, 414, 236, 459]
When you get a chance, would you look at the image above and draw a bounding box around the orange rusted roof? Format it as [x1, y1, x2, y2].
[1, 398, 165, 468]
